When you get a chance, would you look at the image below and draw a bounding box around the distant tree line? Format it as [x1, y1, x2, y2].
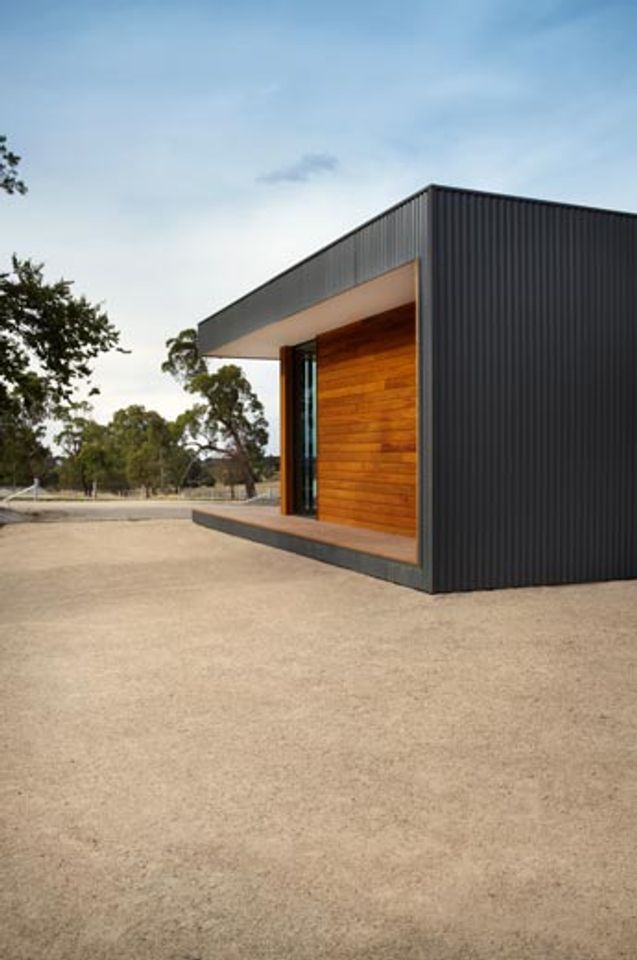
[55, 403, 204, 497]
[46, 402, 277, 498]
[1, 395, 278, 497]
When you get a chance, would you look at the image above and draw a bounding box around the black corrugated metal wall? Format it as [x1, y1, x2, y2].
[430, 188, 637, 591]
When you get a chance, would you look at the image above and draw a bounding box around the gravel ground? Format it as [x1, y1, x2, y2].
[1, 518, 636, 960]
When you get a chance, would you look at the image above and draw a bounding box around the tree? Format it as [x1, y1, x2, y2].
[162, 328, 268, 499]
[1, 135, 124, 492]
[54, 405, 207, 498]
[125, 441, 161, 498]
[109, 405, 175, 497]
[56, 404, 122, 496]
[0, 410, 52, 488]
[163, 416, 202, 492]
[0, 135, 27, 195]
[1, 256, 122, 417]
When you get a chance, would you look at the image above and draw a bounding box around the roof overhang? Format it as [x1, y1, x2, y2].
[200, 260, 417, 359]
[196, 181, 637, 362]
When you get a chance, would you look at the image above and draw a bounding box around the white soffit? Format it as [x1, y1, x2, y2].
[203, 260, 417, 359]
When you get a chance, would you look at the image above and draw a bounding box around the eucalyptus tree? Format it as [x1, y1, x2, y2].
[162, 328, 268, 499]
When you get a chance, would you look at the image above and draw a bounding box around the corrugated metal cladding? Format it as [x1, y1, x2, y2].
[198, 193, 428, 355]
[430, 187, 637, 591]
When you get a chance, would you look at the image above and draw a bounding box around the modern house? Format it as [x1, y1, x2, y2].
[194, 185, 637, 592]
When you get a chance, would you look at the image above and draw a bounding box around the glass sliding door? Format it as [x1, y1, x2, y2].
[292, 341, 317, 516]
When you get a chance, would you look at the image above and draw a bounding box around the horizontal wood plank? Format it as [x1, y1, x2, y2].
[317, 302, 417, 537]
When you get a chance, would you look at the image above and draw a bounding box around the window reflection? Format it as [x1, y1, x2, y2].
[293, 341, 317, 516]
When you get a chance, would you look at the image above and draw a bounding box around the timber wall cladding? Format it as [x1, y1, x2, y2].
[317, 303, 417, 536]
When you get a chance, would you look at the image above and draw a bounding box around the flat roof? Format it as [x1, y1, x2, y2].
[198, 184, 636, 359]
[201, 261, 416, 359]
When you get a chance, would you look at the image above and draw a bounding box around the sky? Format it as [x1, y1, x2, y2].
[2, 0, 636, 453]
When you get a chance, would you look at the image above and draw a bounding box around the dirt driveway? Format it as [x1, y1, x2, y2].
[1, 518, 636, 959]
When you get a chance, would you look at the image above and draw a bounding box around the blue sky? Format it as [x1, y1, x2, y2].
[2, 0, 636, 451]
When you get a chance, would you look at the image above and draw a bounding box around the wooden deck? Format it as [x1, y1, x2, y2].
[193, 504, 418, 565]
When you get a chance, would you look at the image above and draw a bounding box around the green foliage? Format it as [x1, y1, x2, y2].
[0, 408, 52, 487]
[162, 327, 207, 383]
[162, 328, 269, 498]
[56, 403, 125, 495]
[0, 135, 27, 195]
[54, 404, 205, 496]
[0, 256, 122, 417]
[125, 441, 160, 497]
[110, 405, 173, 496]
